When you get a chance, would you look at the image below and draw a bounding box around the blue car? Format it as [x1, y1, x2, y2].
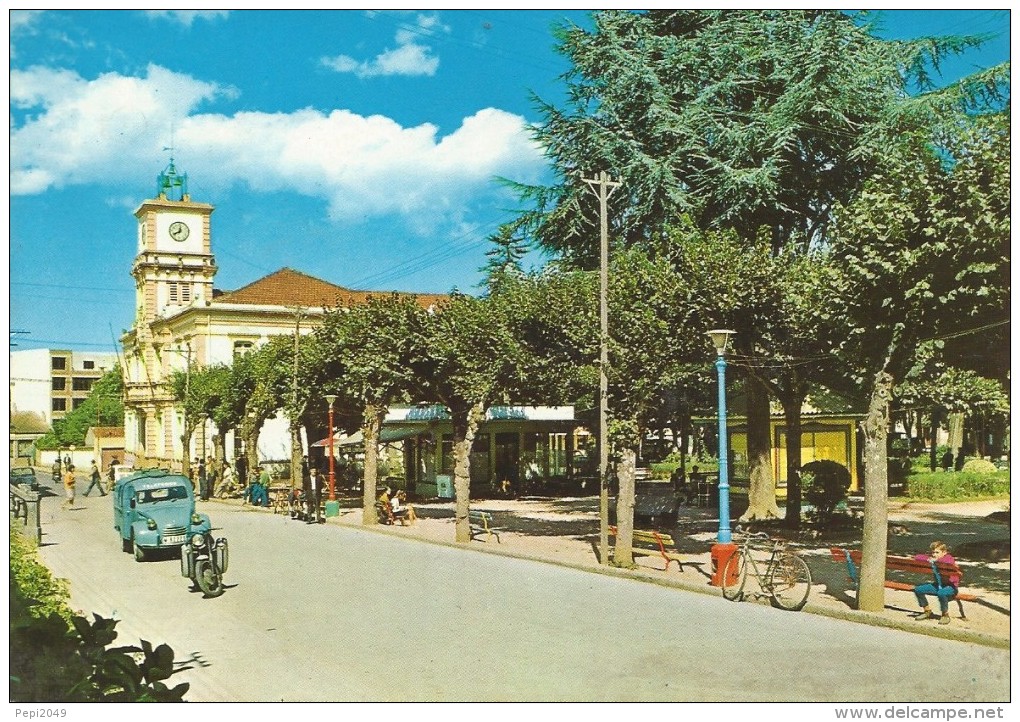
[113, 469, 211, 562]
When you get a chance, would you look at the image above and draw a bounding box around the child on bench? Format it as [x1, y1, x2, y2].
[912, 540, 959, 625]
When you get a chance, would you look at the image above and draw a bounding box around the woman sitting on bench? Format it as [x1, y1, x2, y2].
[912, 540, 959, 626]
[390, 490, 416, 526]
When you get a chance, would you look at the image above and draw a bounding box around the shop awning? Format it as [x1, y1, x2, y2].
[311, 425, 426, 448]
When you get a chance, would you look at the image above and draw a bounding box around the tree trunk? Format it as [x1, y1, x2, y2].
[453, 402, 485, 543]
[858, 369, 893, 612]
[741, 376, 780, 521]
[929, 407, 940, 472]
[289, 423, 302, 492]
[181, 422, 195, 486]
[781, 392, 806, 528]
[361, 404, 385, 525]
[612, 447, 637, 567]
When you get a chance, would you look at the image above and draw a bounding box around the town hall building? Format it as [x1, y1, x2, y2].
[120, 160, 444, 470]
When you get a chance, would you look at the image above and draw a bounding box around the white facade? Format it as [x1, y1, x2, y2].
[10, 349, 119, 426]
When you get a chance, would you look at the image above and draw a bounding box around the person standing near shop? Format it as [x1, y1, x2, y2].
[305, 466, 323, 524]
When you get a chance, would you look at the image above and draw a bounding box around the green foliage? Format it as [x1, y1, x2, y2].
[906, 470, 1009, 501]
[9, 528, 190, 702]
[961, 458, 998, 474]
[10, 527, 74, 624]
[36, 367, 125, 449]
[801, 460, 852, 526]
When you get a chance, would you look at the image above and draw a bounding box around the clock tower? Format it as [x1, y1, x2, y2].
[125, 160, 218, 468]
[131, 159, 216, 325]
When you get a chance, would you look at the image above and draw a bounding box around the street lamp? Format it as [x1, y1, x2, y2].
[706, 329, 736, 586]
[324, 394, 339, 518]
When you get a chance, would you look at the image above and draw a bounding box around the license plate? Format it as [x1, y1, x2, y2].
[164, 534, 185, 545]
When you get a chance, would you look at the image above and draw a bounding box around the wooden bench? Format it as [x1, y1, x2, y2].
[830, 548, 975, 619]
[468, 510, 501, 543]
[609, 526, 684, 572]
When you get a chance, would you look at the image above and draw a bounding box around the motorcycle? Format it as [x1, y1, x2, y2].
[180, 530, 229, 598]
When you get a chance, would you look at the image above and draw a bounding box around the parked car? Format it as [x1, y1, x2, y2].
[113, 469, 211, 562]
[10, 465, 39, 491]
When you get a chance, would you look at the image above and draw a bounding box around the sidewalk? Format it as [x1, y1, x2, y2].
[216, 493, 1010, 648]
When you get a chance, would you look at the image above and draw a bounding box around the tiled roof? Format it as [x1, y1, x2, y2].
[214, 267, 446, 310]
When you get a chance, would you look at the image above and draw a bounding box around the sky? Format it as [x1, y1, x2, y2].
[8, 9, 1012, 355]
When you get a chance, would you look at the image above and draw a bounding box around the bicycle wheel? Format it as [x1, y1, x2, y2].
[768, 552, 812, 611]
[720, 550, 746, 601]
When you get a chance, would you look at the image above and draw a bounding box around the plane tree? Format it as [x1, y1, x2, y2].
[312, 294, 428, 524]
[825, 112, 1009, 611]
[413, 273, 595, 543]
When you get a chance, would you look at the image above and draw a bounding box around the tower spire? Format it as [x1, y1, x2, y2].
[156, 128, 189, 201]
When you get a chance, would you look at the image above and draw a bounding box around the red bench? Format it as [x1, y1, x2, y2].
[830, 548, 976, 619]
[610, 526, 684, 572]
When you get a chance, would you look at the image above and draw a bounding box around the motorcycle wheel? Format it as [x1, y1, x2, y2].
[195, 559, 225, 598]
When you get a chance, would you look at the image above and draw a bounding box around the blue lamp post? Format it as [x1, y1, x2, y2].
[707, 329, 736, 584]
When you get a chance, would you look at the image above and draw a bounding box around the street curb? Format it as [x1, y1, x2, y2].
[331, 514, 1010, 651]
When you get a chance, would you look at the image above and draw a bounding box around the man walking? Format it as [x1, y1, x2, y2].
[83, 459, 107, 497]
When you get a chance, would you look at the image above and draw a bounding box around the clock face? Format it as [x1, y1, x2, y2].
[168, 221, 190, 242]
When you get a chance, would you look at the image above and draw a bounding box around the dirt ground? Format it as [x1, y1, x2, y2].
[231, 493, 1010, 645]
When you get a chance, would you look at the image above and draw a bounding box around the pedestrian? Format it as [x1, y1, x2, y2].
[197, 456, 209, 501]
[106, 458, 119, 489]
[940, 450, 953, 472]
[913, 540, 960, 626]
[244, 464, 270, 507]
[62, 464, 76, 509]
[215, 461, 235, 498]
[235, 454, 248, 489]
[83, 459, 107, 497]
[200, 455, 214, 501]
[305, 466, 323, 523]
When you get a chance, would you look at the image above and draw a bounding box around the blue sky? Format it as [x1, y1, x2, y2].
[8, 9, 1011, 354]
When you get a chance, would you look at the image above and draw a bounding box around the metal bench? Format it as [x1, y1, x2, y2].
[468, 510, 501, 543]
[609, 526, 684, 571]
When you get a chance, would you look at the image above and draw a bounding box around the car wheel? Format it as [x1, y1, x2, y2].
[133, 539, 146, 562]
[122, 536, 132, 553]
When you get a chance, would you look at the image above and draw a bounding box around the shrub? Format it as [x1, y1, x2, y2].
[961, 458, 998, 474]
[802, 460, 852, 527]
[9, 528, 191, 702]
[907, 470, 1010, 501]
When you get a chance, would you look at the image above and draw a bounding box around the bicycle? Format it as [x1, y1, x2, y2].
[721, 527, 812, 611]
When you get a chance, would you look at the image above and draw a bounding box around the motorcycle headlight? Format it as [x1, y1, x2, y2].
[146, 518, 157, 530]
[190, 533, 206, 549]
[191, 513, 202, 525]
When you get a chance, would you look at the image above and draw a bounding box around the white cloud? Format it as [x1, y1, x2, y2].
[321, 13, 446, 79]
[143, 10, 229, 27]
[10, 65, 229, 195]
[9, 65, 546, 229]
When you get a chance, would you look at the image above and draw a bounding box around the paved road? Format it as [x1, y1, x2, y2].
[33, 478, 1009, 702]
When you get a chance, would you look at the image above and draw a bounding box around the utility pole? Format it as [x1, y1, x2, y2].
[290, 307, 305, 488]
[584, 171, 621, 567]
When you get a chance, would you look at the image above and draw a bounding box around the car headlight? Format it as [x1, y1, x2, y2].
[190, 533, 206, 549]
[146, 519, 157, 530]
[191, 513, 202, 525]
